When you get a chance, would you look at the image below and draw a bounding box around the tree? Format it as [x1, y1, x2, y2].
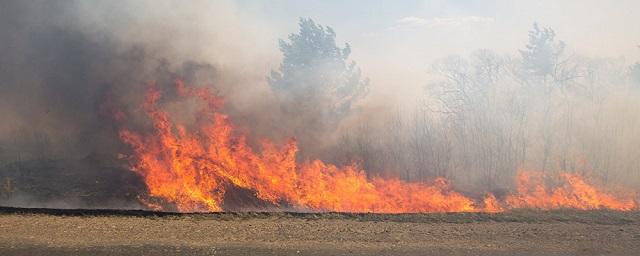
[269, 18, 369, 127]
[519, 23, 566, 83]
[518, 24, 576, 173]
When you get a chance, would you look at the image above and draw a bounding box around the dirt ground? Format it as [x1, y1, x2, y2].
[0, 208, 638, 256]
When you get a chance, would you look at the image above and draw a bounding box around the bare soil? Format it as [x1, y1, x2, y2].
[0, 208, 638, 256]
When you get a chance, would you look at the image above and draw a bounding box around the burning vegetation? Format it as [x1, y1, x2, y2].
[1, 2, 639, 214]
[114, 81, 637, 213]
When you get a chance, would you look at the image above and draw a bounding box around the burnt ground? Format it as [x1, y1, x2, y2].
[0, 158, 286, 211]
[0, 207, 638, 256]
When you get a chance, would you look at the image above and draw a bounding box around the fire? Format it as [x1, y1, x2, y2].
[505, 171, 637, 211]
[117, 81, 638, 213]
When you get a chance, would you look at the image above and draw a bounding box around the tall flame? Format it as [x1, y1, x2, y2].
[117, 81, 637, 213]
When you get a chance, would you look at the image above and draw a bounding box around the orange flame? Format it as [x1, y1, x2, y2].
[505, 171, 637, 211]
[117, 81, 637, 213]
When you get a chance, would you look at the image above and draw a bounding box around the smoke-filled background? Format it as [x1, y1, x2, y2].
[1, 0, 639, 209]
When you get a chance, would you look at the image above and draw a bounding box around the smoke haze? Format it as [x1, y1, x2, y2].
[1, 0, 639, 209]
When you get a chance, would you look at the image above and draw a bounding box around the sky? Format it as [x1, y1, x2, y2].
[232, 0, 640, 106]
[33, 0, 640, 110]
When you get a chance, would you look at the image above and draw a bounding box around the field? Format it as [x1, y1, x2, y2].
[0, 208, 638, 256]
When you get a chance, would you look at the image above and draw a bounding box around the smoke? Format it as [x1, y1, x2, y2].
[0, 1, 286, 208]
[0, 1, 279, 160]
[0, 1, 638, 209]
[0, 1, 359, 208]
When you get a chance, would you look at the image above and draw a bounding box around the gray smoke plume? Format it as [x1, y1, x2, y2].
[1, 1, 638, 210]
[0, 1, 248, 208]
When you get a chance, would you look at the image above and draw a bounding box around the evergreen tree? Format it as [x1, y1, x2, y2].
[269, 18, 369, 125]
[519, 23, 566, 82]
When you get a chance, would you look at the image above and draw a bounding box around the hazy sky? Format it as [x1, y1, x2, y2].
[63, 0, 640, 109]
[238, 0, 639, 57]
[230, 0, 640, 105]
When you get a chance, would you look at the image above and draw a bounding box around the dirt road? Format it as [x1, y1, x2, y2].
[0, 208, 638, 256]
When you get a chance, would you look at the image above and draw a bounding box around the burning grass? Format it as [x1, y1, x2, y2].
[111, 81, 638, 213]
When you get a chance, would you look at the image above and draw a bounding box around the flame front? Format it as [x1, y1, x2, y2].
[505, 171, 637, 211]
[117, 81, 637, 213]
